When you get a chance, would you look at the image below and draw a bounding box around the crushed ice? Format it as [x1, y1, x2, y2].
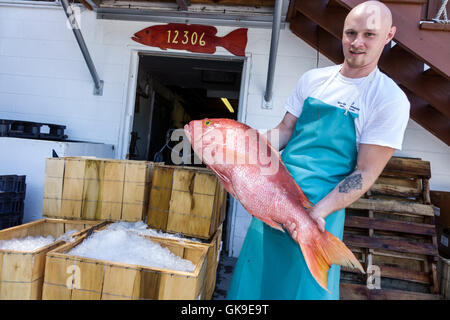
[67, 227, 196, 272]
[105, 221, 203, 243]
[0, 228, 78, 252]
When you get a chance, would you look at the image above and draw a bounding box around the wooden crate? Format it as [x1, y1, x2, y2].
[437, 256, 450, 299]
[340, 157, 441, 300]
[42, 228, 208, 300]
[0, 218, 105, 300]
[43, 157, 156, 221]
[148, 224, 223, 300]
[147, 165, 227, 239]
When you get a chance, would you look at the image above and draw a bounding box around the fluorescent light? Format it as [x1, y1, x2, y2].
[221, 98, 234, 113]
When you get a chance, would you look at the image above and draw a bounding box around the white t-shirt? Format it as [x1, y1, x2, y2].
[285, 65, 410, 150]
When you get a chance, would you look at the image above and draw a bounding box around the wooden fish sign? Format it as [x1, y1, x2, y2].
[132, 23, 248, 56]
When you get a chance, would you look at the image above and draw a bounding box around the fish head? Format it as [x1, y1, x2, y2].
[184, 118, 241, 167]
[132, 27, 152, 45]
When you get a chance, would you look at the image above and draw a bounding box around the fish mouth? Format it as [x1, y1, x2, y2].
[184, 124, 192, 143]
[132, 35, 142, 43]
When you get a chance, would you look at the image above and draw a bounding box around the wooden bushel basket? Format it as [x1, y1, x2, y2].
[147, 165, 227, 239]
[42, 227, 209, 300]
[0, 219, 105, 300]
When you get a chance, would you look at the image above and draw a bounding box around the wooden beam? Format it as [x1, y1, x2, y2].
[402, 86, 450, 146]
[289, 12, 344, 64]
[295, 0, 347, 39]
[342, 264, 431, 284]
[379, 44, 450, 120]
[348, 198, 435, 217]
[383, 156, 431, 178]
[343, 234, 438, 256]
[340, 283, 441, 299]
[345, 216, 436, 236]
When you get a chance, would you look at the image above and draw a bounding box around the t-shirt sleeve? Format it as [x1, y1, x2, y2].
[284, 74, 307, 118]
[359, 95, 410, 150]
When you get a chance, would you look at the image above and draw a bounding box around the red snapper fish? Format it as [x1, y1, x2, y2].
[132, 23, 248, 56]
[184, 118, 364, 291]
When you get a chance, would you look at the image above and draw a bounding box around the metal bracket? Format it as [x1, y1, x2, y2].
[94, 80, 104, 96]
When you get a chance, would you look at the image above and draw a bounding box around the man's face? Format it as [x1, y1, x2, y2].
[342, 7, 393, 69]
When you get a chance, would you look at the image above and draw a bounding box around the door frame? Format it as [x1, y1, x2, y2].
[119, 49, 252, 256]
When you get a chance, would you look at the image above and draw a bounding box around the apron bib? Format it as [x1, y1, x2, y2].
[227, 66, 375, 300]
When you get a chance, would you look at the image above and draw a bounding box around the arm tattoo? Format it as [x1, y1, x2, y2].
[339, 173, 362, 193]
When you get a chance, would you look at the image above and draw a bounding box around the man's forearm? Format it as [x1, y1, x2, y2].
[310, 169, 375, 221]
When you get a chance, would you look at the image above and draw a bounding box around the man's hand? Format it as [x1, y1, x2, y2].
[307, 207, 326, 232]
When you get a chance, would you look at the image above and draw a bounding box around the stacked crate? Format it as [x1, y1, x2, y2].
[146, 165, 228, 299]
[340, 157, 441, 300]
[43, 157, 156, 221]
[0, 175, 26, 230]
[39, 159, 227, 300]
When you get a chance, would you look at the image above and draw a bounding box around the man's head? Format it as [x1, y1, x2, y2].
[342, 1, 396, 74]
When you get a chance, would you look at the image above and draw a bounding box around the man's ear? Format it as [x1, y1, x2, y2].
[385, 26, 396, 44]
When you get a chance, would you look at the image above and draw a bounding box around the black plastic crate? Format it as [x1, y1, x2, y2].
[0, 175, 17, 193]
[0, 192, 16, 214]
[10, 194, 24, 214]
[0, 212, 21, 230]
[0, 119, 66, 141]
[15, 175, 26, 193]
[9, 121, 40, 139]
[39, 124, 66, 141]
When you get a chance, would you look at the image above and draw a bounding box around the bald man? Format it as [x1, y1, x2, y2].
[227, 1, 410, 300]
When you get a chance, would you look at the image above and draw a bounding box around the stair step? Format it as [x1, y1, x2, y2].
[420, 21, 450, 31]
[381, 0, 427, 4]
[379, 45, 450, 119]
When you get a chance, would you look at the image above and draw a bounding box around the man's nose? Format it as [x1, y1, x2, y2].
[351, 34, 364, 47]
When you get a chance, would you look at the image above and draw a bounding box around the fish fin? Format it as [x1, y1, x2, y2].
[295, 183, 314, 209]
[298, 232, 365, 291]
[218, 28, 248, 56]
[258, 216, 285, 233]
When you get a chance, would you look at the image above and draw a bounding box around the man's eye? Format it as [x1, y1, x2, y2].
[366, 33, 374, 37]
[346, 31, 356, 36]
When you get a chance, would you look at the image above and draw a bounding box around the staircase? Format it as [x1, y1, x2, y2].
[287, 0, 450, 146]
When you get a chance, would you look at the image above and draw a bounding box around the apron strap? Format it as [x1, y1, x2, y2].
[315, 65, 377, 116]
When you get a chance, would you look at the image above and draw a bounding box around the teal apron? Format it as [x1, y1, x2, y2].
[227, 66, 375, 300]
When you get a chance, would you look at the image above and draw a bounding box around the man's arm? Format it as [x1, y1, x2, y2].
[263, 112, 298, 151]
[305, 144, 395, 232]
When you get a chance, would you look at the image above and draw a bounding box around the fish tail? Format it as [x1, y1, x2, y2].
[298, 232, 365, 291]
[219, 28, 248, 56]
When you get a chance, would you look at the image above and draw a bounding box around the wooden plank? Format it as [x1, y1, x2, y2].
[102, 265, 138, 299]
[375, 176, 420, 189]
[344, 234, 438, 256]
[345, 216, 436, 236]
[43, 158, 65, 218]
[370, 182, 422, 198]
[81, 159, 105, 220]
[348, 198, 434, 216]
[61, 159, 85, 219]
[147, 167, 174, 230]
[340, 283, 441, 300]
[342, 264, 430, 284]
[382, 157, 431, 179]
[122, 162, 150, 221]
[100, 161, 125, 220]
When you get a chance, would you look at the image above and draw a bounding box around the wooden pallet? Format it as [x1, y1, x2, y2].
[340, 157, 441, 300]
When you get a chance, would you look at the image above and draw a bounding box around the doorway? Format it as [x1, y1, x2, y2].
[127, 52, 246, 255]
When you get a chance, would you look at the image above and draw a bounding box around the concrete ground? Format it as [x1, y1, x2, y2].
[212, 251, 238, 300]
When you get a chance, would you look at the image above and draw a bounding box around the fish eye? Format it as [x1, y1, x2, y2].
[204, 120, 212, 126]
[145, 30, 149, 34]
